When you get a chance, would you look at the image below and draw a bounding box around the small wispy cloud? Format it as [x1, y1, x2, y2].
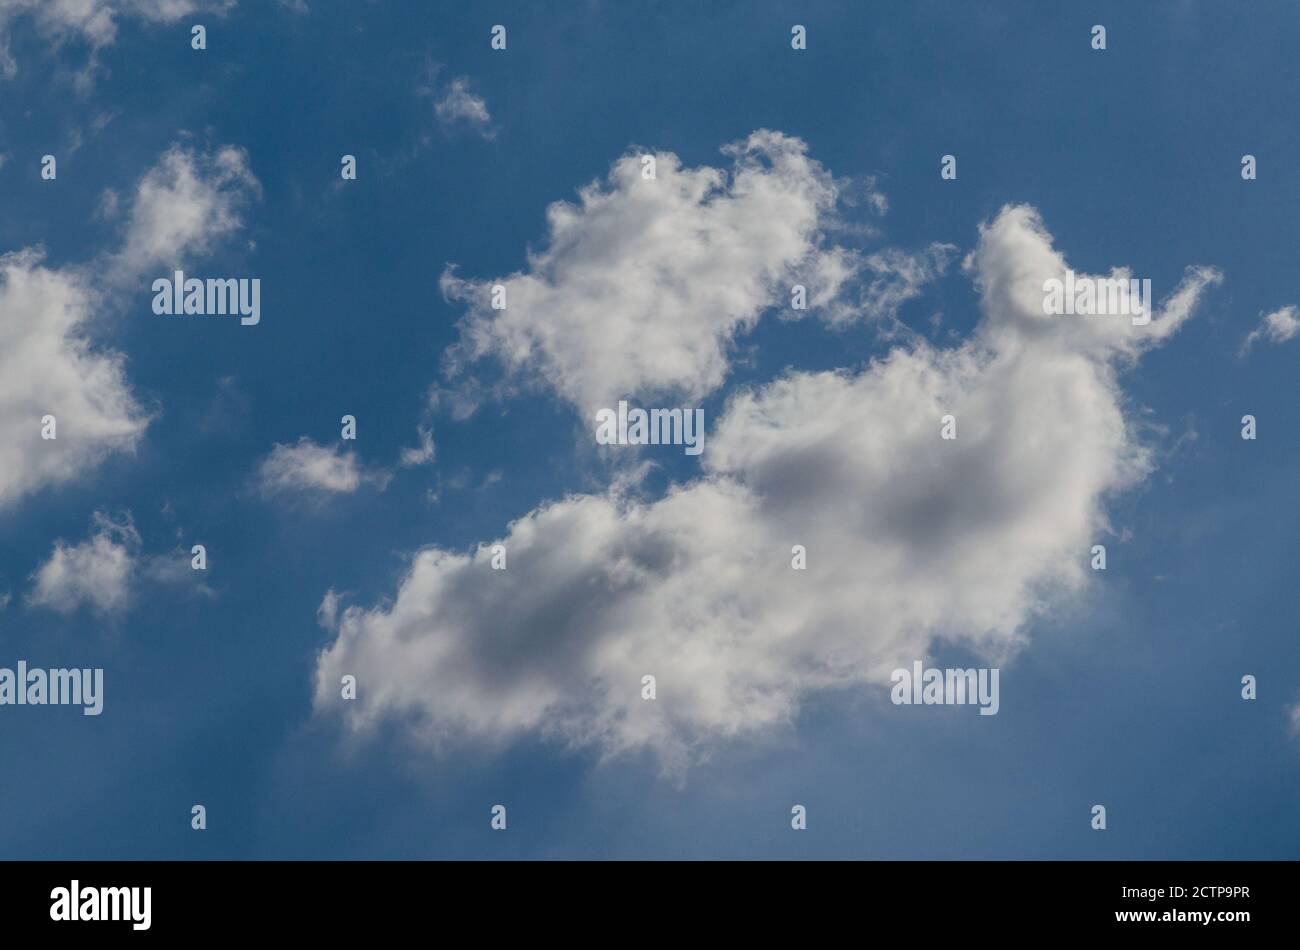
[431, 74, 494, 139]
[399, 426, 436, 467]
[257, 437, 390, 496]
[1240, 305, 1300, 357]
[0, 0, 237, 87]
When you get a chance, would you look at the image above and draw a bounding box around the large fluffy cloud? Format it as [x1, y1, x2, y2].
[0, 143, 259, 510]
[440, 130, 887, 415]
[314, 200, 1221, 772]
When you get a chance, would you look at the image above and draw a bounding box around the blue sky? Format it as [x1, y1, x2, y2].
[0, 0, 1297, 859]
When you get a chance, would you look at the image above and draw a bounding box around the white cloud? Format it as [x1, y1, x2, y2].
[1240, 305, 1300, 357]
[0, 143, 260, 511]
[106, 143, 260, 284]
[0, 249, 150, 508]
[434, 77, 492, 137]
[961, 205, 1220, 362]
[257, 437, 388, 496]
[0, 0, 235, 81]
[440, 131, 884, 415]
[25, 511, 211, 611]
[314, 202, 1221, 773]
[28, 511, 139, 614]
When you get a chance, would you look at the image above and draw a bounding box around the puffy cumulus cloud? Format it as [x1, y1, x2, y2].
[0, 249, 149, 508]
[440, 131, 887, 415]
[0, 143, 260, 511]
[0, 0, 235, 80]
[27, 511, 139, 614]
[25, 511, 212, 612]
[314, 204, 1221, 773]
[257, 438, 389, 497]
[105, 143, 260, 285]
[1240, 305, 1300, 357]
